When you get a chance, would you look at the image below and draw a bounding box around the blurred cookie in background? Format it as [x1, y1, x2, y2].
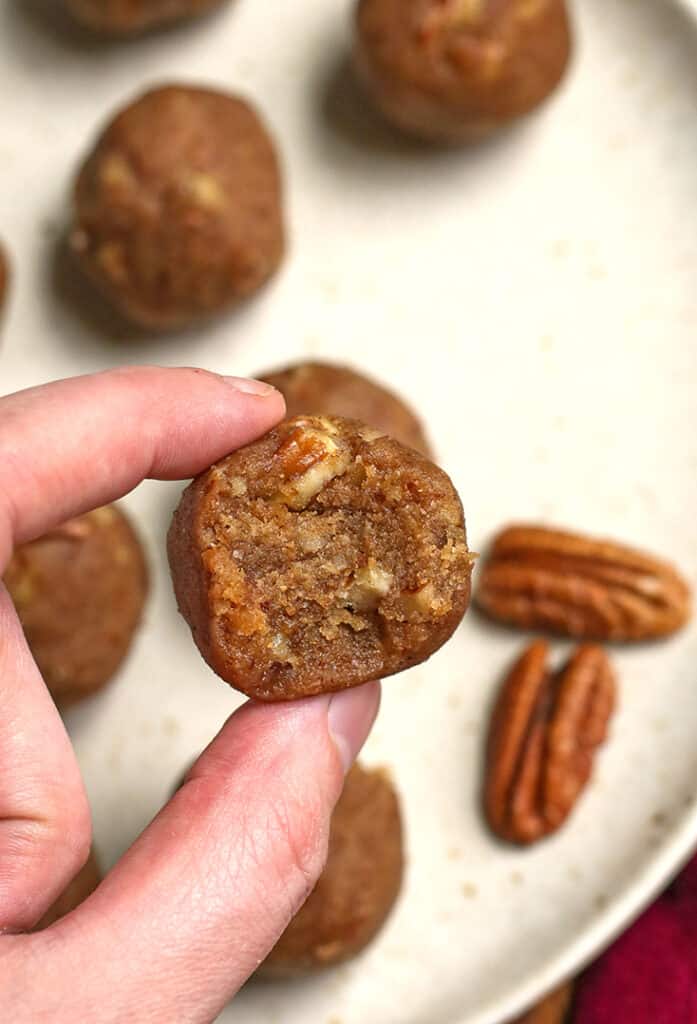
[4, 505, 148, 707]
[70, 85, 285, 331]
[65, 0, 230, 36]
[353, 0, 572, 142]
[36, 847, 101, 929]
[260, 360, 433, 458]
[260, 763, 404, 975]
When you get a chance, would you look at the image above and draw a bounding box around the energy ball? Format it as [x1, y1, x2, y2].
[353, 0, 572, 142]
[66, 0, 228, 35]
[4, 505, 148, 707]
[260, 361, 433, 458]
[70, 85, 285, 330]
[261, 763, 404, 975]
[168, 414, 472, 701]
[36, 848, 101, 929]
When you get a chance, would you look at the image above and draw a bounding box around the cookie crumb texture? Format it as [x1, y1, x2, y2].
[260, 360, 433, 458]
[70, 85, 284, 330]
[354, 0, 572, 142]
[36, 848, 101, 930]
[4, 505, 148, 707]
[66, 0, 228, 35]
[168, 415, 471, 701]
[261, 763, 404, 975]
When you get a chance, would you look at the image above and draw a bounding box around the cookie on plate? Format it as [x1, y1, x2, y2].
[354, 0, 572, 142]
[260, 361, 433, 458]
[261, 763, 404, 975]
[5, 505, 148, 707]
[70, 85, 284, 330]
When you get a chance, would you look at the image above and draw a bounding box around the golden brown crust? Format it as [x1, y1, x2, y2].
[259, 361, 433, 459]
[4, 505, 148, 707]
[168, 415, 471, 701]
[70, 85, 285, 330]
[66, 0, 227, 35]
[36, 848, 101, 929]
[260, 763, 404, 975]
[354, 0, 572, 142]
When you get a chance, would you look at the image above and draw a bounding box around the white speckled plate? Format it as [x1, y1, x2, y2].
[2, 0, 697, 1021]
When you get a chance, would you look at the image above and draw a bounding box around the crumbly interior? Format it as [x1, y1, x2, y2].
[196, 416, 470, 699]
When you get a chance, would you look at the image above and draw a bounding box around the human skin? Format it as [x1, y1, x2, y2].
[0, 366, 380, 1023]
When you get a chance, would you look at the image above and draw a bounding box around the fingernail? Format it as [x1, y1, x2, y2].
[328, 682, 381, 773]
[224, 376, 279, 398]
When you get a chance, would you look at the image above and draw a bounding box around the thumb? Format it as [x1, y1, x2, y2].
[16, 683, 380, 1024]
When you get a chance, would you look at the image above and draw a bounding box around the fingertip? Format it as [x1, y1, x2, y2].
[204, 371, 286, 447]
[328, 682, 382, 774]
[222, 376, 281, 400]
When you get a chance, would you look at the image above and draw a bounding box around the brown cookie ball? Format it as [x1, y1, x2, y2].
[353, 0, 572, 142]
[260, 361, 433, 458]
[66, 0, 228, 35]
[168, 414, 472, 702]
[70, 85, 285, 330]
[261, 763, 404, 975]
[4, 505, 148, 707]
[36, 848, 101, 929]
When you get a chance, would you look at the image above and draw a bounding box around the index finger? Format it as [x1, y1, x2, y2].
[0, 365, 284, 566]
[0, 364, 283, 930]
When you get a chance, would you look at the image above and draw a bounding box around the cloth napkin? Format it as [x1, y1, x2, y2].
[573, 852, 697, 1022]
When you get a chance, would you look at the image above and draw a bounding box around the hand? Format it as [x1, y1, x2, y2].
[0, 366, 380, 1023]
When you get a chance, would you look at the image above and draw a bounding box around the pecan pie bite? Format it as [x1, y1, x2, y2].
[168, 415, 472, 700]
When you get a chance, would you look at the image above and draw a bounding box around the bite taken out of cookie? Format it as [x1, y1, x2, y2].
[168, 415, 473, 701]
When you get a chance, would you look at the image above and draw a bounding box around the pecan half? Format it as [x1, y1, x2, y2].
[477, 524, 691, 641]
[485, 640, 616, 844]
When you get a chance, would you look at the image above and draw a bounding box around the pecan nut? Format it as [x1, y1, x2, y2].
[476, 524, 691, 641]
[485, 640, 616, 845]
[272, 417, 351, 510]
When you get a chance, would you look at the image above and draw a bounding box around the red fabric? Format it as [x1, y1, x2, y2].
[574, 854, 697, 1022]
